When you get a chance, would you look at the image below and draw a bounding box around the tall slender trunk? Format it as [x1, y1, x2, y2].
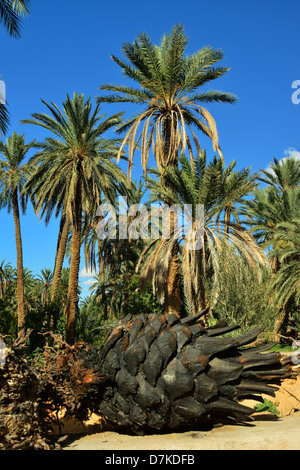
[66, 174, 82, 344]
[12, 187, 25, 330]
[51, 214, 71, 301]
[162, 119, 181, 317]
[164, 210, 181, 316]
[98, 242, 108, 321]
[198, 247, 208, 326]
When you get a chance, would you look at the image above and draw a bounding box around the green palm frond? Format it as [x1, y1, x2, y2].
[139, 152, 263, 312]
[0, 103, 9, 136]
[0, 131, 35, 213]
[98, 24, 237, 177]
[0, 0, 30, 38]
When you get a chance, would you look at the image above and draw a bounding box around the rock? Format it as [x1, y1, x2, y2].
[274, 374, 300, 417]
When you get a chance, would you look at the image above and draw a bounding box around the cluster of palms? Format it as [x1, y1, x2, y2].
[0, 6, 299, 346]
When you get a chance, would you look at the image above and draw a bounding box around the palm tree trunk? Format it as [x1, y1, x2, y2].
[12, 187, 25, 330]
[51, 214, 71, 301]
[66, 176, 82, 344]
[162, 119, 181, 317]
[224, 206, 231, 235]
[164, 208, 181, 317]
[98, 242, 108, 321]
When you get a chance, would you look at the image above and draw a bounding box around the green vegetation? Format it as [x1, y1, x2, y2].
[0, 22, 299, 350]
[254, 399, 280, 416]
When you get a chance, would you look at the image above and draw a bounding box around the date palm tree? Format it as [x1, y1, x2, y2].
[242, 182, 300, 273]
[22, 93, 127, 343]
[268, 219, 300, 338]
[140, 153, 265, 320]
[259, 156, 300, 191]
[97, 24, 236, 316]
[0, 132, 35, 329]
[242, 165, 300, 338]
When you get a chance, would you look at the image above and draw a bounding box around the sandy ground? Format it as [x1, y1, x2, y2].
[62, 411, 300, 451]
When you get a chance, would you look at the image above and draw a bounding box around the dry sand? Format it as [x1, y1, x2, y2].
[62, 411, 300, 451]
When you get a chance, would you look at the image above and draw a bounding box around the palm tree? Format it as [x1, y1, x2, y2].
[242, 164, 300, 339]
[259, 156, 300, 191]
[0, 132, 34, 329]
[84, 179, 149, 320]
[268, 219, 300, 338]
[141, 153, 265, 320]
[216, 159, 259, 234]
[242, 183, 300, 272]
[36, 268, 53, 306]
[0, 259, 14, 298]
[22, 93, 127, 343]
[0, 0, 31, 135]
[50, 214, 72, 301]
[97, 24, 236, 316]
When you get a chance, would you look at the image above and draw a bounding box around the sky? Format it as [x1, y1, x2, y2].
[0, 0, 300, 296]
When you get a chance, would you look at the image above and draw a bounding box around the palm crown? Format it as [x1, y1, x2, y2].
[0, 131, 34, 212]
[23, 93, 126, 222]
[139, 153, 264, 316]
[97, 24, 237, 177]
[22, 93, 127, 343]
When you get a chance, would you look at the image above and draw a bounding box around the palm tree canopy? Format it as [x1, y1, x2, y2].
[0, 0, 30, 38]
[242, 184, 300, 249]
[259, 156, 300, 191]
[22, 93, 128, 222]
[97, 24, 237, 177]
[0, 131, 35, 213]
[139, 153, 265, 310]
[268, 219, 300, 308]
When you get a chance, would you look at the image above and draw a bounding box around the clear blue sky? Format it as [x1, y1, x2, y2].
[1, 0, 300, 296]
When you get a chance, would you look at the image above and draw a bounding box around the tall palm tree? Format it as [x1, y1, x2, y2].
[242, 164, 300, 338]
[0, 132, 34, 329]
[0, 0, 31, 135]
[141, 153, 265, 320]
[97, 24, 236, 316]
[22, 93, 127, 343]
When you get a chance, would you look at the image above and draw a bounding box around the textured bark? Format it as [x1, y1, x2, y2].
[0, 313, 296, 448]
[164, 238, 181, 316]
[66, 175, 82, 344]
[12, 187, 25, 330]
[161, 118, 181, 317]
[51, 214, 71, 301]
[90, 311, 294, 434]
